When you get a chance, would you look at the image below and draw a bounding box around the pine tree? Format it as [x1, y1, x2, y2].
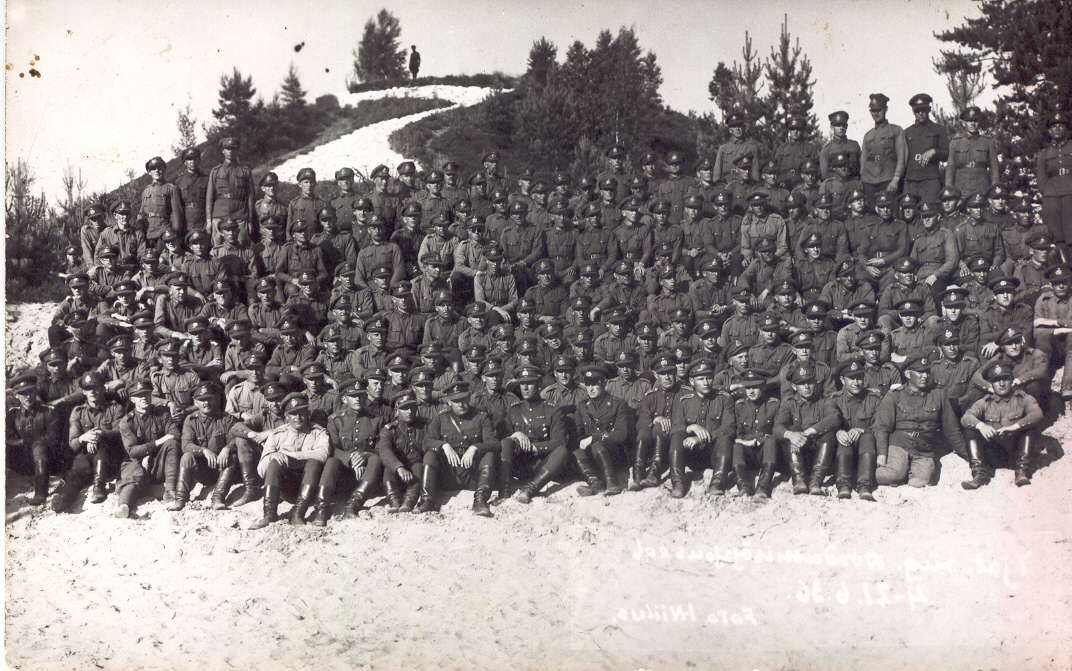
[212, 68, 258, 139]
[171, 103, 198, 157]
[281, 63, 307, 108]
[351, 9, 406, 84]
[763, 15, 818, 144]
[525, 38, 557, 90]
[707, 32, 772, 148]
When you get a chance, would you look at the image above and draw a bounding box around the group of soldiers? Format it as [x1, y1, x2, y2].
[8, 92, 1072, 528]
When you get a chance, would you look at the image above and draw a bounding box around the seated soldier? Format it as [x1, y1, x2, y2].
[668, 359, 735, 497]
[775, 362, 841, 495]
[961, 361, 1044, 490]
[573, 364, 630, 497]
[115, 380, 181, 517]
[829, 357, 880, 501]
[177, 382, 239, 511]
[229, 381, 289, 507]
[6, 373, 65, 506]
[731, 368, 781, 498]
[377, 391, 434, 513]
[422, 381, 499, 517]
[499, 365, 571, 505]
[316, 380, 387, 525]
[52, 372, 125, 513]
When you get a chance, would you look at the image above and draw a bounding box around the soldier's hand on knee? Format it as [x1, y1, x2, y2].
[204, 450, 219, 468]
[398, 467, 415, 484]
[976, 422, 997, 440]
[510, 431, 532, 452]
[683, 436, 702, 450]
[654, 417, 670, 432]
[350, 452, 368, 471]
[461, 446, 478, 469]
[443, 445, 461, 468]
[579, 437, 593, 450]
[836, 430, 852, 446]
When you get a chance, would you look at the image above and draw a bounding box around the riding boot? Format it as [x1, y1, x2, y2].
[628, 439, 649, 491]
[638, 436, 668, 488]
[961, 438, 991, 490]
[289, 484, 314, 525]
[790, 450, 808, 495]
[89, 458, 109, 504]
[399, 480, 421, 512]
[574, 450, 605, 496]
[596, 450, 623, 496]
[754, 464, 775, 499]
[472, 459, 494, 518]
[210, 465, 237, 510]
[113, 482, 136, 518]
[249, 485, 279, 529]
[344, 480, 374, 518]
[707, 451, 730, 496]
[808, 440, 833, 496]
[311, 486, 334, 527]
[28, 474, 50, 506]
[856, 452, 876, 501]
[50, 471, 87, 514]
[668, 447, 688, 498]
[416, 460, 439, 513]
[1014, 434, 1034, 486]
[232, 474, 262, 507]
[489, 453, 513, 506]
[515, 467, 554, 504]
[835, 449, 854, 499]
[734, 462, 754, 497]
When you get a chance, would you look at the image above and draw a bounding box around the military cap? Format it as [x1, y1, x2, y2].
[511, 297, 535, 315]
[657, 265, 678, 281]
[966, 256, 991, 272]
[276, 318, 304, 336]
[981, 360, 1014, 383]
[180, 315, 209, 335]
[508, 200, 529, 215]
[293, 168, 316, 183]
[606, 145, 626, 159]
[940, 186, 963, 201]
[741, 368, 769, 388]
[388, 280, 415, 298]
[489, 188, 508, 203]
[847, 188, 867, 203]
[869, 93, 890, 110]
[165, 271, 192, 287]
[1046, 264, 1072, 283]
[1047, 112, 1069, 128]
[803, 300, 831, 319]
[578, 364, 608, 384]
[380, 352, 408, 372]
[425, 289, 450, 308]
[465, 302, 490, 319]
[801, 232, 823, 250]
[396, 161, 416, 176]
[687, 358, 717, 378]
[601, 306, 629, 325]
[516, 365, 544, 383]
[64, 271, 89, 290]
[789, 331, 814, 348]
[761, 160, 779, 175]
[539, 322, 564, 339]
[851, 300, 878, 316]
[516, 336, 539, 356]
[453, 200, 473, 216]
[828, 110, 849, 125]
[788, 362, 818, 384]
[394, 203, 419, 220]
[314, 206, 337, 224]
[492, 323, 515, 341]
[896, 299, 924, 316]
[548, 201, 573, 217]
[700, 257, 723, 273]
[530, 180, 550, 195]
[726, 339, 750, 359]
[620, 196, 642, 212]
[367, 164, 390, 180]
[613, 260, 634, 276]
[936, 328, 961, 346]
[655, 243, 676, 261]
[987, 184, 1009, 200]
[113, 378, 150, 399]
[856, 330, 884, 350]
[217, 217, 240, 232]
[465, 215, 486, 230]
[965, 193, 986, 208]
[908, 93, 933, 109]
[480, 150, 501, 164]
[713, 191, 733, 206]
[443, 381, 472, 401]
[786, 115, 806, 131]
[570, 296, 593, 311]
[259, 382, 287, 402]
[578, 262, 599, 277]
[387, 389, 417, 411]
[98, 244, 120, 259]
[695, 319, 720, 339]
[571, 328, 595, 347]
[482, 242, 505, 261]
[902, 353, 932, 373]
[145, 156, 166, 173]
[1027, 232, 1053, 250]
[821, 151, 848, 170]
[673, 345, 694, 362]
[726, 111, 746, 127]
[421, 251, 449, 268]
[299, 362, 327, 381]
[800, 160, 820, 176]
[335, 378, 363, 398]
[78, 371, 106, 391]
[731, 287, 753, 301]
[773, 279, 798, 296]
[180, 147, 200, 162]
[920, 201, 941, 217]
[157, 338, 183, 357]
[680, 195, 704, 212]
[649, 354, 675, 374]
[758, 315, 781, 332]
[986, 276, 1020, 294]
[191, 381, 220, 401]
[65, 309, 93, 329]
[1009, 197, 1031, 213]
[252, 276, 278, 295]
[220, 136, 240, 149]
[257, 213, 284, 232]
[785, 192, 807, 210]
[612, 350, 640, 371]
[635, 322, 659, 340]
[418, 169, 441, 185]
[533, 258, 555, 275]
[42, 347, 68, 364]
[187, 229, 210, 245]
[874, 192, 896, 208]
[998, 327, 1026, 346]
[111, 278, 138, 296]
[666, 150, 685, 166]
[893, 257, 920, 273]
[939, 286, 969, 307]
[649, 199, 671, 215]
[754, 235, 777, 253]
[362, 366, 389, 382]
[734, 155, 756, 170]
[959, 106, 983, 122]
[746, 192, 770, 207]
[838, 356, 867, 380]
[407, 367, 435, 386]
[444, 162, 465, 176]
[280, 393, 309, 415]
[64, 244, 81, 257]
[243, 351, 267, 368]
[132, 311, 155, 329]
[693, 156, 714, 172]
[84, 204, 106, 220]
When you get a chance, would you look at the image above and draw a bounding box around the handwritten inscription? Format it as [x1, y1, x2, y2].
[613, 603, 759, 626]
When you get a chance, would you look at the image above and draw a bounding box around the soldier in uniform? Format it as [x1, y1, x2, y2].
[115, 380, 181, 517]
[572, 365, 629, 496]
[597, 145, 630, 204]
[820, 110, 861, 180]
[1033, 264, 1072, 400]
[495, 365, 569, 504]
[773, 115, 820, 186]
[375, 391, 434, 512]
[206, 137, 255, 246]
[1013, 233, 1053, 307]
[740, 192, 790, 265]
[961, 361, 1044, 489]
[52, 372, 125, 513]
[98, 200, 147, 263]
[140, 156, 183, 249]
[174, 148, 209, 235]
[945, 106, 1000, 199]
[873, 353, 967, 487]
[971, 326, 1049, 410]
[860, 93, 907, 204]
[926, 287, 980, 355]
[1001, 196, 1050, 271]
[829, 357, 880, 500]
[775, 362, 840, 495]
[955, 193, 1006, 275]
[315, 381, 387, 524]
[931, 330, 981, 414]
[667, 359, 734, 497]
[1036, 112, 1072, 244]
[422, 381, 499, 517]
[731, 368, 781, 498]
[910, 200, 959, 296]
[6, 373, 65, 506]
[902, 94, 950, 203]
[655, 151, 697, 225]
[715, 111, 762, 184]
[979, 277, 1034, 355]
[177, 382, 239, 510]
[249, 393, 331, 528]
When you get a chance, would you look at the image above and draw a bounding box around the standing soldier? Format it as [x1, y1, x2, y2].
[655, 151, 697, 225]
[6, 373, 64, 506]
[175, 148, 209, 236]
[715, 111, 761, 185]
[573, 364, 629, 496]
[497, 365, 571, 504]
[140, 156, 183, 249]
[903, 94, 950, 204]
[422, 381, 499, 517]
[773, 115, 820, 186]
[206, 137, 255, 246]
[115, 380, 181, 517]
[597, 145, 630, 204]
[860, 93, 907, 204]
[408, 45, 421, 80]
[819, 111, 861, 180]
[946, 106, 1000, 199]
[287, 168, 328, 239]
[829, 357, 880, 500]
[1036, 112, 1072, 245]
[668, 359, 735, 497]
[961, 361, 1044, 489]
[98, 201, 147, 263]
[80, 204, 110, 265]
[332, 167, 360, 231]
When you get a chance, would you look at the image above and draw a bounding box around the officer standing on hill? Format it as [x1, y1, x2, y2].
[903, 94, 950, 204]
[409, 45, 421, 80]
[946, 106, 1000, 199]
[861, 93, 907, 204]
[206, 137, 255, 246]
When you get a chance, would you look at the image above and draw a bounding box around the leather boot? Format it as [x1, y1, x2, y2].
[707, 451, 730, 496]
[734, 463, 754, 497]
[472, 459, 494, 518]
[172, 461, 194, 511]
[638, 437, 668, 488]
[114, 485, 136, 518]
[345, 480, 375, 518]
[312, 486, 333, 527]
[416, 460, 439, 513]
[808, 440, 833, 496]
[515, 467, 554, 504]
[232, 474, 262, 507]
[89, 458, 108, 504]
[856, 452, 876, 501]
[574, 451, 605, 496]
[489, 454, 513, 506]
[210, 465, 237, 510]
[1014, 434, 1034, 487]
[289, 484, 314, 525]
[28, 474, 49, 506]
[596, 450, 623, 496]
[399, 480, 420, 512]
[790, 450, 808, 495]
[668, 447, 688, 498]
[249, 485, 279, 529]
[961, 438, 991, 490]
[754, 464, 775, 499]
[50, 473, 85, 514]
[835, 449, 854, 499]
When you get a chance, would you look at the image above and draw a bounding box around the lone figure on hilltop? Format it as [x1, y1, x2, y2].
[409, 45, 420, 80]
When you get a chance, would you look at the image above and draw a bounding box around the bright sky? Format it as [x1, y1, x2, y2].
[5, 0, 988, 200]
